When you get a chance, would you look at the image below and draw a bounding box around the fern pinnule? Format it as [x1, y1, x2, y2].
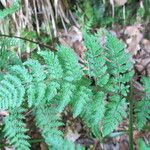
[4, 108, 30, 150]
[26, 80, 46, 107]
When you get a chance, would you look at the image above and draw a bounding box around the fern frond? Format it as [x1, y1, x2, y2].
[135, 77, 150, 130]
[4, 108, 30, 150]
[84, 32, 109, 87]
[38, 51, 63, 79]
[82, 18, 93, 32]
[0, 0, 20, 19]
[103, 95, 127, 136]
[57, 45, 83, 82]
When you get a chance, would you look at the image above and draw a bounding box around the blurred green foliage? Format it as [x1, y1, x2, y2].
[74, 0, 149, 27]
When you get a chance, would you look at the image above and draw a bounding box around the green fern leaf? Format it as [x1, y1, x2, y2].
[9, 65, 32, 83]
[103, 95, 127, 136]
[82, 92, 106, 138]
[72, 86, 92, 118]
[23, 59, 46, 82]
[38, 51, 63, 79]
[135, 77, 150, 130]
[0, 0, 20, 19]
[4, 108, 30, 150]
[138, 138, 150, 150]
[105, 31, 134, 95]
[24, 59, 46, 106]
[82, 18, 93, 32]
[46, 81, 60, 102]
[26, 81, 46, 107]
[57, 45, 83, 82]
[99, 31, 133, 136]
[1, 37, 25, 50]
[84, 32, 109, 87]
[0, 74, 25, 109]
[57, 82, 75, 112]
[4, 74, 25, 107]
[47, 136, 85, 150]
[34, 106, 64, 146]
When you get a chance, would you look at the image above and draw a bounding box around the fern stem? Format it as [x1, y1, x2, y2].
[129, 81, 134, 150]
[0, 34, 55, 50]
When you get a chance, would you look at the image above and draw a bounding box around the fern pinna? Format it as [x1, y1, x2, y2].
[101, 31, 134, 136]
[1, 30, 148, 149]
[135, 77, 150, 130]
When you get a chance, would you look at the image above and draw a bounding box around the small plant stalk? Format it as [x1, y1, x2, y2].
[129, 81, 134, 150]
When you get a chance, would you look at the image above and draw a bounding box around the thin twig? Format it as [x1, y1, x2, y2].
[0, 34, 56, 51]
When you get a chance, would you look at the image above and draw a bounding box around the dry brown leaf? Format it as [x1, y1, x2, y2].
[40, 142, 48, 150]
[114, 0, 127, 6]
[125, 25, 143, 55]
[4, 147, 14, 150]
[142, 39, 150, 53]
[65, 128, 80, 142]
[119, 140, 129, 150]
[58, 26, 82, 48]
[73, 40, 85, 59]
[0, 111, 9, 116]
[58, 26, 85, 60]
